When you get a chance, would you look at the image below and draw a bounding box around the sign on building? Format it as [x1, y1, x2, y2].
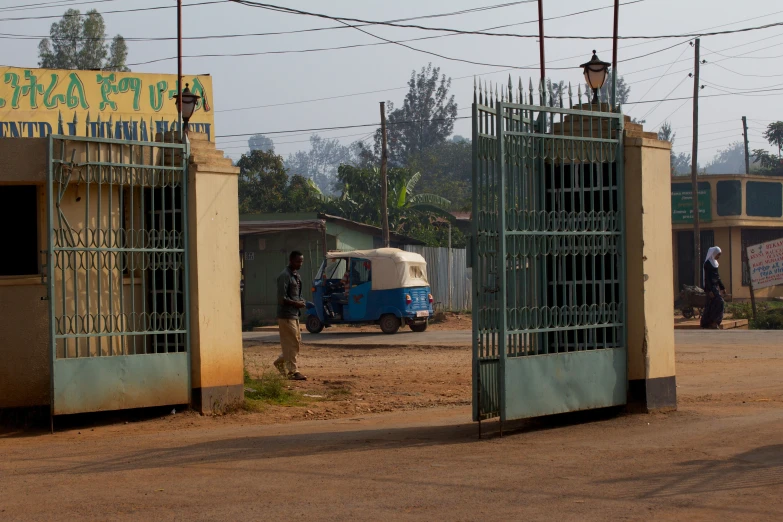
[0, 67, 215, 141]
[671, 182, 711, 224]
[747, 238, 783, 289]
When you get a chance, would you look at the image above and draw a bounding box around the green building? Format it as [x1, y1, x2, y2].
[239, 213, 423, 325]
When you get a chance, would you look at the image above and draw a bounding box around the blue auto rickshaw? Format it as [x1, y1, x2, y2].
[305, 248, 434, 334]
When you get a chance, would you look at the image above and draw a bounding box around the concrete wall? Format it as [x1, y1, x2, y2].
[625, 133, 677, 412]
[188, 135, 244, 413]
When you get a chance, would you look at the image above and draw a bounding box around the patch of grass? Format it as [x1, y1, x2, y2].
[243, 369, 305, 410]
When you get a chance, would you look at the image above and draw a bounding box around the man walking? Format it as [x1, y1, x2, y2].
[274, 251, 307, 380]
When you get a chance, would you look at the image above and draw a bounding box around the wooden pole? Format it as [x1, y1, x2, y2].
[380, 102, 390, 248]
[691, 38, 701, 287]
[611, 0, 619, 109]
[448, 223, 453, 311]
[177, 0, 183, 141]
[537, 0, 545, 85]
[742, 116, 750, 174]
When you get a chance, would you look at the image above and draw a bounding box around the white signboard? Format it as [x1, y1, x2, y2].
[747, 238, 783, 289]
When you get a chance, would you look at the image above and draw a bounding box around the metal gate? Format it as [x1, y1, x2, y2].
[47, 135, 190, 415]
[471, 80, 627, 423]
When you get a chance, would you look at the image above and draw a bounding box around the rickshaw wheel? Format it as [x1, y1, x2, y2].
[379, 314, 401, 334]
[682, 307, 695, 320]
[306, 315, 324, 334]
[409, 322, 428, 333]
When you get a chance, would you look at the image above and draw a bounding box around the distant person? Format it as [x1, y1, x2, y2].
[700, 246, 726, 329]
[274, 251, 307, 380]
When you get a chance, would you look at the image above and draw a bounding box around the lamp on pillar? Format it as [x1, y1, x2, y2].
[172, 83, 200, 137]
[580, 50, 611, 105]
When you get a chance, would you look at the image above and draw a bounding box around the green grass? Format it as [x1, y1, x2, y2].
[243, 369, 305, 411]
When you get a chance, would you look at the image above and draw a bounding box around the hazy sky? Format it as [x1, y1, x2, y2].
[3, 0, 783, 163]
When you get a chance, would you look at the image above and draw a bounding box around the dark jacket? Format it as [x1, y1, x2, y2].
[277, 266, 303, 319]
[703, 261, 725, 293]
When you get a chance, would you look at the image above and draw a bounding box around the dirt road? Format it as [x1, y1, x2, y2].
[1, 332, 782, 520]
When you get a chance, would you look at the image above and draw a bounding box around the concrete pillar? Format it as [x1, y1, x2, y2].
[186, 133, 244, 413]
[624, 127, 677, 412]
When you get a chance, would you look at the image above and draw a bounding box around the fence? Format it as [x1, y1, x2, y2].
[404, 246, 471, 311]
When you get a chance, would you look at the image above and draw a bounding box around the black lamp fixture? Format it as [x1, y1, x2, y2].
[172, 83, 201, 136]
[580, 50, 611, 105]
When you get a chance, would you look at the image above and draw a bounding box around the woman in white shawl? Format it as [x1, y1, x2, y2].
[700, 246, 726, 329]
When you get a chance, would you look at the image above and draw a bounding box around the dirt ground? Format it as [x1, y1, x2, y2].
[1, 332, 782, 520]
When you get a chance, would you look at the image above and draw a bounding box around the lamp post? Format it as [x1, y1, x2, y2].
[172, 83, 200, 138]
[580, 50, 611, 105]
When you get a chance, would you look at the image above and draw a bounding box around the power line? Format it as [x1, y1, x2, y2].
[0, 0, 643, 41]
[210, 10, 782, 114]
[628, 43, 692, 114]
[639, 73, 692, 121]
[0, 0, 226, 22]
[221, 85, 782, 139]
[0, 0, 116, 13]
[626, 86, 783, 104]
[228, 1, 783, 40]
[710, 62, 783, 78]
[217, 116, 471, 139]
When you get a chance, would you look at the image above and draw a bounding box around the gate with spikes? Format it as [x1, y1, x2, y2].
[471, 77, 627, 424]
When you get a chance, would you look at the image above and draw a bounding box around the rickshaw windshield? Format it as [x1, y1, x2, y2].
[319, 258, 347, 280]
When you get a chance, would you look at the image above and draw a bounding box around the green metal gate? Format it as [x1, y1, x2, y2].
[47, 135, 190, 416]
[471, 79, 627, 423]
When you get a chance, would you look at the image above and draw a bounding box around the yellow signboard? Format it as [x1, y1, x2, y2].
[0, 66, 215, 141]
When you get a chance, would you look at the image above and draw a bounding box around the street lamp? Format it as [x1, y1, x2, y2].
[172, 83, 200, 137]
[580, 50, 611, 105]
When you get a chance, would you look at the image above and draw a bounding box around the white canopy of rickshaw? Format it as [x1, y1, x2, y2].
[325, 248, 429, 291]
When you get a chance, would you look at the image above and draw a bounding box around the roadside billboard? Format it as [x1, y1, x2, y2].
[0, 66, 214, 141]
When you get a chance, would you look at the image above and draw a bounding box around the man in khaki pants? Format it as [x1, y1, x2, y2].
[274, 251, 307, 380]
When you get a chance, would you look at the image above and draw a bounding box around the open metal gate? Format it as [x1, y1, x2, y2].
[471, 80, 627, 423]
[47, 135, 190, 416]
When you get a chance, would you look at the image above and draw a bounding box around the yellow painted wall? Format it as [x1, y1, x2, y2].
[625, 135, 676, 382]
[187, 137, 243, 395]
[0, 66, 215, 141]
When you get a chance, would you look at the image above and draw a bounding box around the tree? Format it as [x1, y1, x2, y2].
[285, 134, 352, 194]
[752, 149, 783, 175]
[376, 63, 458, 166]
[327, 165, 458, 246]
[598, 69, 631, 105]
[657, 120, 692, 176]
[407, 139, 471, 209]
[248, 134, 274, 153]
[236, 150, 322, 214]
[763, 121, 783, 159]
[38, 9, 129, 71]
[705, 142, 745, 174]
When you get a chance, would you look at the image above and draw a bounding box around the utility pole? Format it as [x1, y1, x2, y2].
[611, 0, 620, 109]
[177, 0, 183, 141]
[691, 38, 702, 287]
[537, 0, 545, 85]
[742, 116, 750, 174]
[380, 102, 390, 248]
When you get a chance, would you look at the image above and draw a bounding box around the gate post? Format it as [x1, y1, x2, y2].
[185, 133, 244, 413]
[496, 101, 508, 424]
[623, 125, 677, 412]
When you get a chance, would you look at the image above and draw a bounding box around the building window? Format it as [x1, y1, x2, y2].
[717, 180, 742, 216]
[746, 181, 783, 218]
[0, 185, 38, 276]
[741, 228, 783, 286]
